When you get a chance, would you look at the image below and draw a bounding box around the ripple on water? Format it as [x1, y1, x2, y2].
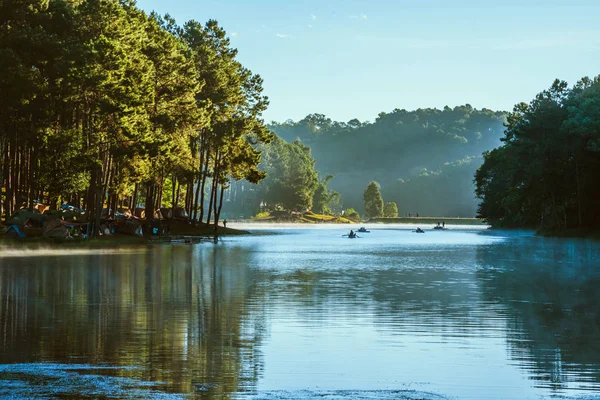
[233, 389, 450, 400]
[0, 363, 185, 399]
[1, 229, 600, 400]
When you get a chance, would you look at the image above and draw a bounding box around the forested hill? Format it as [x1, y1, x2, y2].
[268, 106, 507, 217]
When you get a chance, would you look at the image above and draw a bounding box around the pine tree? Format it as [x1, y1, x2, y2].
[364, 181, 384, 219]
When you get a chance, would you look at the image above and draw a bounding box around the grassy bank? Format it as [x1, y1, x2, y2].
[252, 212, 353, 224]
[367, 217, 486, 225]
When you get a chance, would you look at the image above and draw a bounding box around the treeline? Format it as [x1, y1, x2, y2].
[269, 106, 506, 216]
[0, 0, 271, 235]
[475, 77, 600, 231]
[363, 181, 398, 219]
[223, 135, 341, 215]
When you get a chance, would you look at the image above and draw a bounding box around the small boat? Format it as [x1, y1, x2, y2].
[415, 228, 425, 233]
[432, 225, 447, 230]
[357, 227, 370, 233]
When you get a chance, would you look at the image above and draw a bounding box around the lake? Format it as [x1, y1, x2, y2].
[0, 225, 599, 399]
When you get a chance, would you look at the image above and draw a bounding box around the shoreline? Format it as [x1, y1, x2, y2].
[366, 217, 486, 225]
[537, 228, 600, 240]
[229, 221, 491, 231]
[0, 223, 250, 246]
[480, 225, 600, 240]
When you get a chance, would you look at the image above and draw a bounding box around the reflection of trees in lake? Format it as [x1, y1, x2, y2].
[476, 238, 600, 392]
[3, 237, 598, 396]
[245, 237, 600, 393]
[0, 246, 267, 397]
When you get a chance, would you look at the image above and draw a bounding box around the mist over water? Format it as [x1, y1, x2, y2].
[0, 247, 144, 258]
[0, 227, 599, 399]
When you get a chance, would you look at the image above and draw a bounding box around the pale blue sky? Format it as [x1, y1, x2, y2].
[136, 0, 600, 123]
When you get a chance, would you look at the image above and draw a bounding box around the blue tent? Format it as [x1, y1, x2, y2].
[5, 225, 26, 238]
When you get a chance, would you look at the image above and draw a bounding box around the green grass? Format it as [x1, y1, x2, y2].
[302, 212, 353, 223]
[252, 212, 352, 224]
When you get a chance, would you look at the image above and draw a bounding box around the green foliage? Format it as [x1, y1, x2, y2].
[183, 19, 272, 184]
[0, 0, 270, 232]
[312, 175, 339, 214]
[363, 181, 384, 219]
[258, 136, 319, 212]
[383, 202, 398, 218]
[38, 129, 90, 197]
[475, 76, 600, 230]
[269, 107, 506, 216]
[343, 208, 361, 222]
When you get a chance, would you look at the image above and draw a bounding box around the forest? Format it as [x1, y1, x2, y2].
[475, 77, 600, 231]
[6, 2, 596, 231]
[260, 106, 507, 217]
[0, 0, 271, 236]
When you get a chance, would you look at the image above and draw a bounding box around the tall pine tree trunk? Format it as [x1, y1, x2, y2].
[213, 184, 226, 242]
[1, 138, 9, 219]
[171, 175, 177, 219]
[196, 136, 207, 223]
[144, 183, 155, 237]
[206, 176, 215, 225]
[185, 182, 191, 221]
[131, 182, 139, 211]
[174, 179, 180, 209]
[205, 151, 220, 225]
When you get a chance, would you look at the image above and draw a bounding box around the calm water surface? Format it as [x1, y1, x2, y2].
[0, 225, 599, 399]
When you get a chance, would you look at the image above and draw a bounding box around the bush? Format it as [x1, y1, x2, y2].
[343, 208, 361, 222]
[383, 202, 398, 218]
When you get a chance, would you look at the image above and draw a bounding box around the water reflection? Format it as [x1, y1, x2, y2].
[0, 230, 598, 399]
[476, 235, 600, 394]
[0, 245, 266, 398]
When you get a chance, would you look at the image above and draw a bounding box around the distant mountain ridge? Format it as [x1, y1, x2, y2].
[268, 105, 507, 217]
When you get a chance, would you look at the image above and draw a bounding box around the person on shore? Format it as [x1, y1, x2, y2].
[223, 219, 227, 229]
